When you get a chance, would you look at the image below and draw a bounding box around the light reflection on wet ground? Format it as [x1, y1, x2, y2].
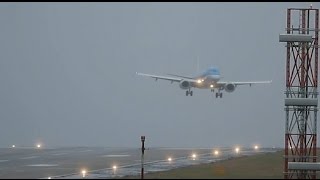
[53, 147, 279, 179]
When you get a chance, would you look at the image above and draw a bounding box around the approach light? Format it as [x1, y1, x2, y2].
[192, 153, 197, 160]
[235, 147, 240, 153]
[81, 170, 86, 177]
[112, 165, 117, 175]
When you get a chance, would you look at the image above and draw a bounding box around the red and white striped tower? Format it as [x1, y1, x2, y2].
[280, 7, 319, 179]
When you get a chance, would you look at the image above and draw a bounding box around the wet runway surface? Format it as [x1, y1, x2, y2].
[0, 146, 279, 179]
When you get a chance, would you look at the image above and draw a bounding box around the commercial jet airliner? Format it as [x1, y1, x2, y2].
[136, 67, 272, 98]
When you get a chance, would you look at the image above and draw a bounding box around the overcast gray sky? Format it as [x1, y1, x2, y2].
[0, 2, 318, 148]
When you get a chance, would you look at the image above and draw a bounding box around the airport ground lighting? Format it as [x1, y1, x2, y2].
[235, 147, 240, 154]
[192, 153, 197, 160]
[81, 169, 86, 178]
[112, 165, 117, 175]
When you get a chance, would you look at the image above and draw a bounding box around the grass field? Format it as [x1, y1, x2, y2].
[121, 149, 320, 179]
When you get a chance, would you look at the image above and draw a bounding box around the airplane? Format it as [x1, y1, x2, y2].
[136, 67, 272, 98]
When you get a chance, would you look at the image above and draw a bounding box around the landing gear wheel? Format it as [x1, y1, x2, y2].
[216, 92, 223, 98]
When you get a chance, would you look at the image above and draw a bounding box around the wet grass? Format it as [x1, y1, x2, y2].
[121, 149, 320, 179]
[121, 150, 284, 179]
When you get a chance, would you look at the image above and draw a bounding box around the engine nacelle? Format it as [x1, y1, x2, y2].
[179, 80, 191, 89]
[224, 83, 236, 93]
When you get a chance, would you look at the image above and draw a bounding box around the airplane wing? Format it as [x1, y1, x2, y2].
[136, 72, 199, 83]
[217, 80, 272, 86]
[166, 73, 194, 80]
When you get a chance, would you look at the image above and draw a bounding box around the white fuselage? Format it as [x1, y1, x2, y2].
[193, 74, 221, 89]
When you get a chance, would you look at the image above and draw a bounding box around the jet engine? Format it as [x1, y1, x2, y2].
[179, 80, 191, 89]
[224, 83, 236, 92]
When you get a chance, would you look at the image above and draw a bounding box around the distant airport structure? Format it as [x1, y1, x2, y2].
[279, 6, 319, 179]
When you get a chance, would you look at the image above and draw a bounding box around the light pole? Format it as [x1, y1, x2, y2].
[141, 136, 145, 179]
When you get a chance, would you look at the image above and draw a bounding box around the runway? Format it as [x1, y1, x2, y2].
[0, 146, 279, 179]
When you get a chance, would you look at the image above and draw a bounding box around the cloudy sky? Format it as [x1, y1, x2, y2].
[0, 2, 318, 148]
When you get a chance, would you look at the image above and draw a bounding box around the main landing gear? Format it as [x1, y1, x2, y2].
[185, 89, 222, 97]
[186, 89, 193, 96]
[215, 92, 223, 98]
[212, 89, 223, 98]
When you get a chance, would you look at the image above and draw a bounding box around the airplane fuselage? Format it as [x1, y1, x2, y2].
[192, 69, 221, 89]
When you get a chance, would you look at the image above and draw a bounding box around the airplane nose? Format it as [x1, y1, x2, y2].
[212, 75, 220, 81]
